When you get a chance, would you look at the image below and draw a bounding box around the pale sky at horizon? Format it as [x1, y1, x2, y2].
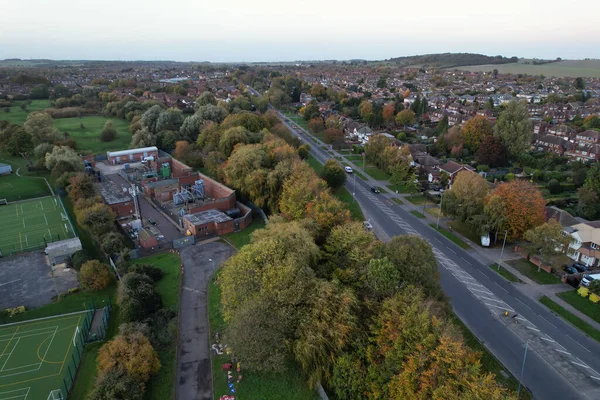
[1, 0, 598, 62]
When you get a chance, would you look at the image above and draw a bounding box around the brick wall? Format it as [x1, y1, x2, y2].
[108, 201, 135, 218]
[108, 149, 159, 165]
[171, 158, 193, 178]
[80, 154, 95, 168]
[198, 172, 234, 198]
[235, 202, 253, 230]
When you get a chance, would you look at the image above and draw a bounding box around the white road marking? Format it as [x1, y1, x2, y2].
[494, 282, 509, 293]
[526, 326, 541, 332]
[515, 298, 531, 309]
[468, 287, 494, 296]
[485, 303, 514, 312]
[460, 256, 472, 265]
[0, 279, 21, 288]
[556, 349, 571, 355]
[446, 247, 457, 254]
[589, 376, 600, 382]
[567, 335, 591, 352]
[572, 361, 591, 369]
[541, 337, 555, 343]
[539, 315, 558, 329]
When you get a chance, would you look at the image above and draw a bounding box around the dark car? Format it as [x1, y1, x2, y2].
[371, 186, 380, 194]
[148, 218, 157, 226]
[562, 265, 578, 275]
[572, 262, 588, 272]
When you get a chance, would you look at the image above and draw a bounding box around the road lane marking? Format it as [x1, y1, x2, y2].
[589, 376, 600, 381]
[515, 298, 531, 309]
[468, 287, 494, 296]
[460, 256, 472, 265]
[494, 282, 509, 293]
[572, 360, 591, 369]
[485, 303, 514, 312]
[566, 335, 591, 352]
[538, 315, 558, 329]
[541, 337, 555, 343]
[526, 326, 541, 332]
[556, 349, 571, 355]
[445, 246, 457, 254]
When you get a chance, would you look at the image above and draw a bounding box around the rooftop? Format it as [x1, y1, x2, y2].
[99, 181, 132, 205]
[184, 209, 232, 225]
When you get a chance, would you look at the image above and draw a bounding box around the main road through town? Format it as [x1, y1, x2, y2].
[269, 100, 600, 400]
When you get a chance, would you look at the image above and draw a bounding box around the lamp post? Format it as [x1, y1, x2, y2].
[352, 172, 356, 201]
[517, 340, 529, 397]
[436, 191, 444, 229]
[498, 230, 508, 271]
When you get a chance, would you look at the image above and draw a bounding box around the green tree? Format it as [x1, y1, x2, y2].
[304, 100, 320, 121]
[195, 91, 216, 108]
[442, 171, 489, 234]
[79, 260, 113, 291]
[576, 187, 599, 220]
[395, 109, 415, 130]
[156, 107, 184, 132]
[321, 221, 377, 280]
[524, 219, 571, 265]
[218, 126, 249, 157]
[44, 145, 82, 171]
[574, 77, 585, 90]
[100, 232, 125, 256]
[100, 120, 118, 142]
[23, 112, 59, 144]
[5, 129, 33, 156]
[130, 127, 156, 148]
[297, 144, 310, 160]
[583, 115, 600, 130]
[583, 163, 600, 194]
[140, 105, 162, 134]
[460, 115, 492, 153]
[321, 159, 347, 189]
[436, 114, 449, 135]
[118, 273, 163, 323]
[365, 257, 402, 298]
[493, 100, 532, 160]
[389, 160, 411, 191]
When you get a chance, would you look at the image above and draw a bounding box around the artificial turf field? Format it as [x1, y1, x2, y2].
[0, 196, 75, 256]
[0, 311, 92, 400]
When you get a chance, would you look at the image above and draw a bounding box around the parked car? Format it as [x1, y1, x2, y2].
[562, 265, 578, 275]
[148, 218, 157, 226]
[371, 186, 380, 194]
[344, 166, 353, 173]
[572, 262, 588, 273]
[581, 273, 600, 287]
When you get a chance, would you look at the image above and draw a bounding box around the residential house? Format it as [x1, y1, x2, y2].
[439, 161, 476, 184]
[565, 222, 600, 267]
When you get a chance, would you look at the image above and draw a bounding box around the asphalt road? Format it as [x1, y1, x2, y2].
[274, 106, 600, 400]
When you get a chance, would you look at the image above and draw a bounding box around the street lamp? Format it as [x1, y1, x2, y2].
[498, 230, 508, 271]
[352, 172, 356, 200]
[517, 340, 529, 397]
[436, 191, 444, 229]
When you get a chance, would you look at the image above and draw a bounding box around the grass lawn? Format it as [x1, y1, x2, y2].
[449, 220, 488, 248]
[450, 314, 532, 399]
[0, 100, 52, 125]
[132, 253, 181, 400]
[306, 155, 323, 175]
[69, 342, 103, 400]
[425, 207, 442, 218]
[54, 116, 131, 154]
[540, 296, 600, 343]
[407, 194, 427, 205]
[208, 269, 317, 400]
[387, 183, 414, 194]
[344, 155, 364, 163]
[411, 210, 426, 219]
[391, 197, 403, 205]
[0, 153, 52, 201]
[489, 264, 521, 283]
[558, 290, 600, 324]
[364, 166, 390, 181]
[223, 218, 266, 250]
[430, 224, 471, 249]
[508, 259, 561, 285]
[283, 112, 309, 130]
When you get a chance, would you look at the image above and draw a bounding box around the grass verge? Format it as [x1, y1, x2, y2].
[489, 264, 521, 283]
[410, 210, 425, 219]
[539, 296, 600, 343]
[508, 259, 562, 285]
[334, 186, 364, 221]
[407, 194, 427, 205]
[557, 290, 600, 324]
[450, 314, 532, 399]
[430, 224, 471, 249]
[449, 220, 489, 248]
[208, 269, 317, 400]
[223, 218, 266, 250]
[364, 166, 390, 181]
[391, 198, 403, 205]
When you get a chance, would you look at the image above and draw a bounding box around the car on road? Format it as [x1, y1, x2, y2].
[148, 218, 157, 226]
[562, 265, 578, 275]
[572, 262, 588, 272]
[344, 166, 353, 173]
[371, 186, 380, 193]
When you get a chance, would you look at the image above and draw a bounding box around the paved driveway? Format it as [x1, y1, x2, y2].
[177, 241, 234, 400]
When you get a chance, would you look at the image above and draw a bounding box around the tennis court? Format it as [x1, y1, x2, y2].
[0, 310, 93, 400]
[0, 196, 75, 256]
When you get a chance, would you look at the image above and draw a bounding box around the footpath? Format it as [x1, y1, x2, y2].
[280, 112, 600, 336]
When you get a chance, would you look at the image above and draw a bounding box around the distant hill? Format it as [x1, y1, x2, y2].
[386, 53, 520, 68]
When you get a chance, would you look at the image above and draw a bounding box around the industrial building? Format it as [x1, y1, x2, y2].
[98, 181, 135, 218]
[107, 146, 159, 165]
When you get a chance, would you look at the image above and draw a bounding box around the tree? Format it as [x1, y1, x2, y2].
[100, 120, 117, 142]
[279, 162, 327, 220]
[395, 109, 415, 130]
[324, 128, 345, 149]
[88, 369, 143, 400]
[118, 273, 163, 322]
[321, 221, 377, 280]
[484, 180, 546, 242]
[436, 114, 449, 135]
[310, 83, 326, 99]
[583, 163, 600, 194]
[67, 173, 96, 201]
[179, 113, 204, 142]
[358, 100, 373, 125]
[331, 353, 368, 400]
[219, 126, 249, 157]
[97, 330, 160, 383]
[304, 100, 320, 121]
[493, 68, 499, 78]
[524, 219, 571, 265]
[77, 203, 116, 237]
[79, 260, 112, 291]
[366, 257, 403, 298]
[576, 187, 599, 220]
[156, 108, 183, 132]
[30, 84, 49, 99]
[140, 105, 163, 134]
[44, 145, 82, 171]
[130, 127, 156, 148]
[442, 171, 489, 233]
[589, 280, 600, 295]
[460, 115, 492, 153]
[476, 135, 506, 167]
[493, 100, 532, 160]
[100, 232, 125, 256]
[294, 281, 357, 387]
[50, 159, 78, 180]
[128, 264, 164, 282]
[376, 76, 387, 88]
[5, 129, 33, 156]
[583, 115, 600, 130]
[382, 104, 396, 123]
[306, 190, 351, 238]
[321, 159, 347, 189]
[574, 77, 585, 90]
[389, 160, 411, 191]
[196, 104, 229, 124]
[297, 144, 310, 160]
[379, 235, 440, 296]
[308, 117, 325, 133]
[195, 91, 217, 108]
[23, 112, 59, 144]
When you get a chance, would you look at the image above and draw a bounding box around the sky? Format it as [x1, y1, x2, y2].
[1, 0, 599, 62]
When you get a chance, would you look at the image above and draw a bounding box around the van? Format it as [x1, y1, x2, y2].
[142, 156, 155, 163]
[581, 273, 600, 287]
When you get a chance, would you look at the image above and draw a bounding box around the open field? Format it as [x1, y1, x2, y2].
[454, 60, 600, 78]
[0, 196, 75, 256]
[0, 165, 51, 203]
[53, 117, 131, 154]
[0, 310, 92, 400]
[0, 100, 52, 125]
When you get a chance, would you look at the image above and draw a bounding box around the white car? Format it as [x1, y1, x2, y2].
[344, 166, 353, 173]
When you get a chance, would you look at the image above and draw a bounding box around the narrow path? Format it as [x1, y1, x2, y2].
[14, 166, 55, 196]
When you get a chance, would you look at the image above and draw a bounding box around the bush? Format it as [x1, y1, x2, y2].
[100, 120, 117, 142]
[118, 273, 163, 322]
[547, 178, 562, 194]
[88, 369, 143, 400]
[100, 232, 125, 256]
[129, 264, 164, 282]
[4, 306, 26, 317]
[321, 159, 347, 189]
[79, 260, 113, 291]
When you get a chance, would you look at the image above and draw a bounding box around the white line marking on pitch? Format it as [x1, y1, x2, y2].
[43, 214, 48, 226]
[0, 338, 20, 371]
[556, 349, 571, 355]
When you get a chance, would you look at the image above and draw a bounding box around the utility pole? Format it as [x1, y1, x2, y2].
[517, 340, 529, 397]
[436, 192, 444, 229]
[498, 230, 508, 271]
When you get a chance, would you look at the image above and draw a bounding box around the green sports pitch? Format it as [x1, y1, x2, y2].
[0, 196, 76, 256]
[0, 311, 93, 400]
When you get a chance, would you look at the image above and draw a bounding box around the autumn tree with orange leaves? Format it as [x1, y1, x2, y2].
[484, 180, 546, 242]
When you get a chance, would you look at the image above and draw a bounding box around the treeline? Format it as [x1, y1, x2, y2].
[388, 53, 519, 68]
